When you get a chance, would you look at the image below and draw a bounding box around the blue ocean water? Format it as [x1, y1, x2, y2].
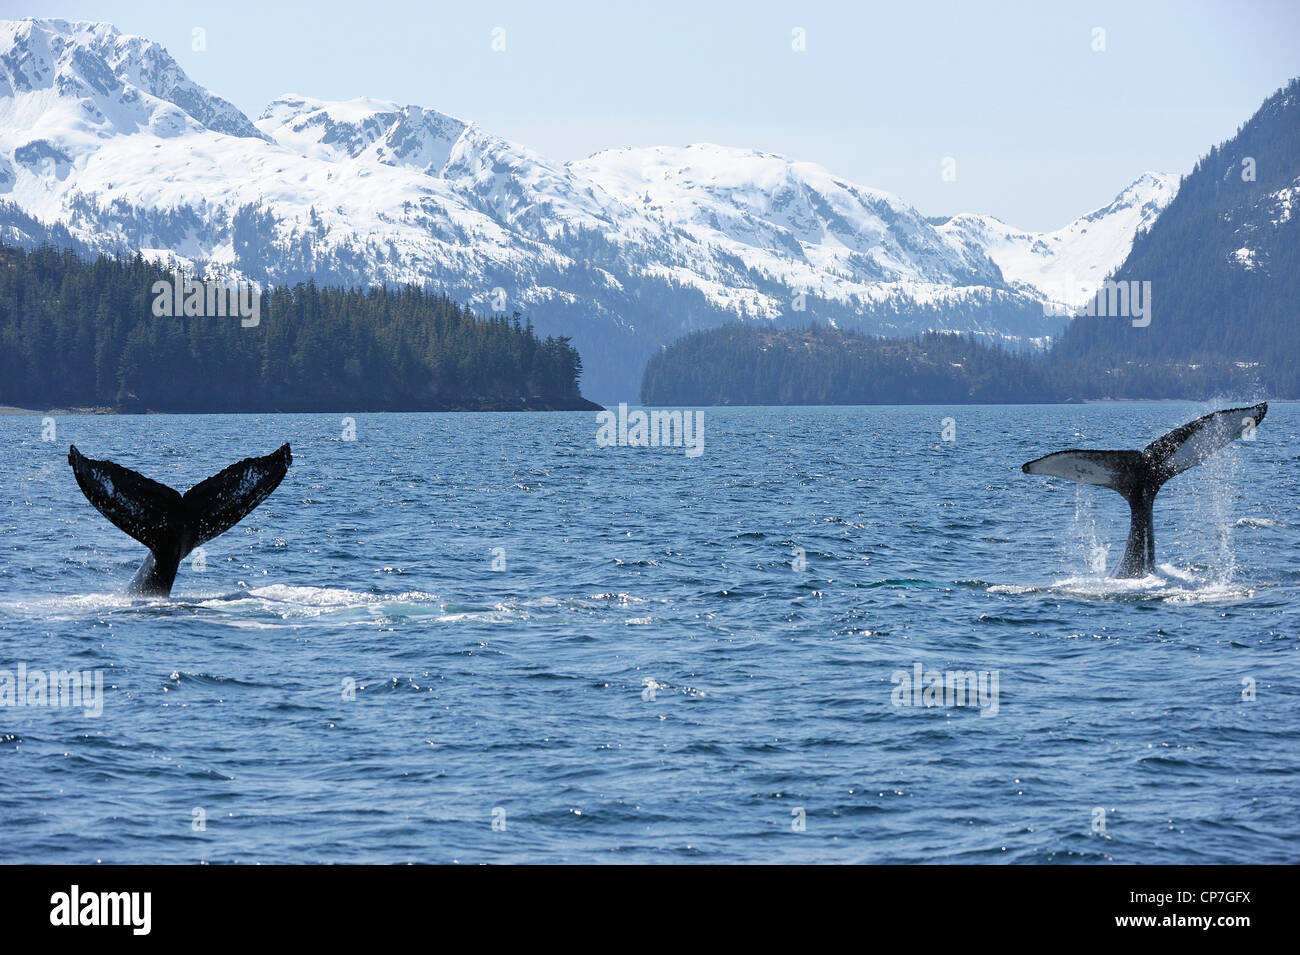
[0, 403, 1296, 864]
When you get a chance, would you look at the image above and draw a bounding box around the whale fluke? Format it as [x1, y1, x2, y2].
[68, 444, 292, 596]
[1022, 404, 1266, 578]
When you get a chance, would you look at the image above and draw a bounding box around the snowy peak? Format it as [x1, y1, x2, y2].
[255, 93, 328, 131]
[937, 171, 1178, 308]
[254, 94, 622, 235]
[1078, 170, 1177, 226]
[256, 94, 468, 173]
[0, 18, 263, 141]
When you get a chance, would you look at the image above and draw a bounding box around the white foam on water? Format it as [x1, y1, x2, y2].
[0, 585, 461, 627]
[1235, 516, 1281, 528]
[245, 584, 395, 606]
[1047, 563, 1254, 604]
[0, 591, 165, 620]
[227, 585, 448, 622]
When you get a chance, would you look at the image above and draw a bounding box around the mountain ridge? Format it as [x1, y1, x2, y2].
[0, 17, 1177, 398]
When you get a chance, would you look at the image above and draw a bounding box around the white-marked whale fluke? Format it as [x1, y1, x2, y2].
[68, 444, 292, 596]
[1021, 404, 1267, 578]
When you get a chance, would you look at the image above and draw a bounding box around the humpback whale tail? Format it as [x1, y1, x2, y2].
[68, 444, 292, 596]
[1021, 404, 1266, 578]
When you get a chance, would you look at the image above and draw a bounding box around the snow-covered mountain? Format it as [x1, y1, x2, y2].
[572, 144, 1004, 292]
[0, 18, 1177, 399]
[935, 171, 1178, 312]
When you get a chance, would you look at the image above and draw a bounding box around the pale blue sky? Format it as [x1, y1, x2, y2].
[16, 0, 1300, 229]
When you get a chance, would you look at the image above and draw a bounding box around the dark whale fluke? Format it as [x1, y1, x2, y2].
[68, 444, 292, 596]
[1021, 404, 1266, 578]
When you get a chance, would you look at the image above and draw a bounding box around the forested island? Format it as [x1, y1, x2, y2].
[0, 244, 600, 413]
[641, 326, 1061, 405]
[639, 322, 1286, 406]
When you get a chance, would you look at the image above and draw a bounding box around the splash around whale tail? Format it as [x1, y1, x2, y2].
[1021, 404, 1267, 578]
[68, 444, 292, 596]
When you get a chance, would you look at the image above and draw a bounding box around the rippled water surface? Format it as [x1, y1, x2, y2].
[1, 404, 1296, 863]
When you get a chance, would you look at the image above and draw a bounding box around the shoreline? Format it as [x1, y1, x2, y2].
[4, 398, 1287, 415]
[0, 398, 606, 415]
